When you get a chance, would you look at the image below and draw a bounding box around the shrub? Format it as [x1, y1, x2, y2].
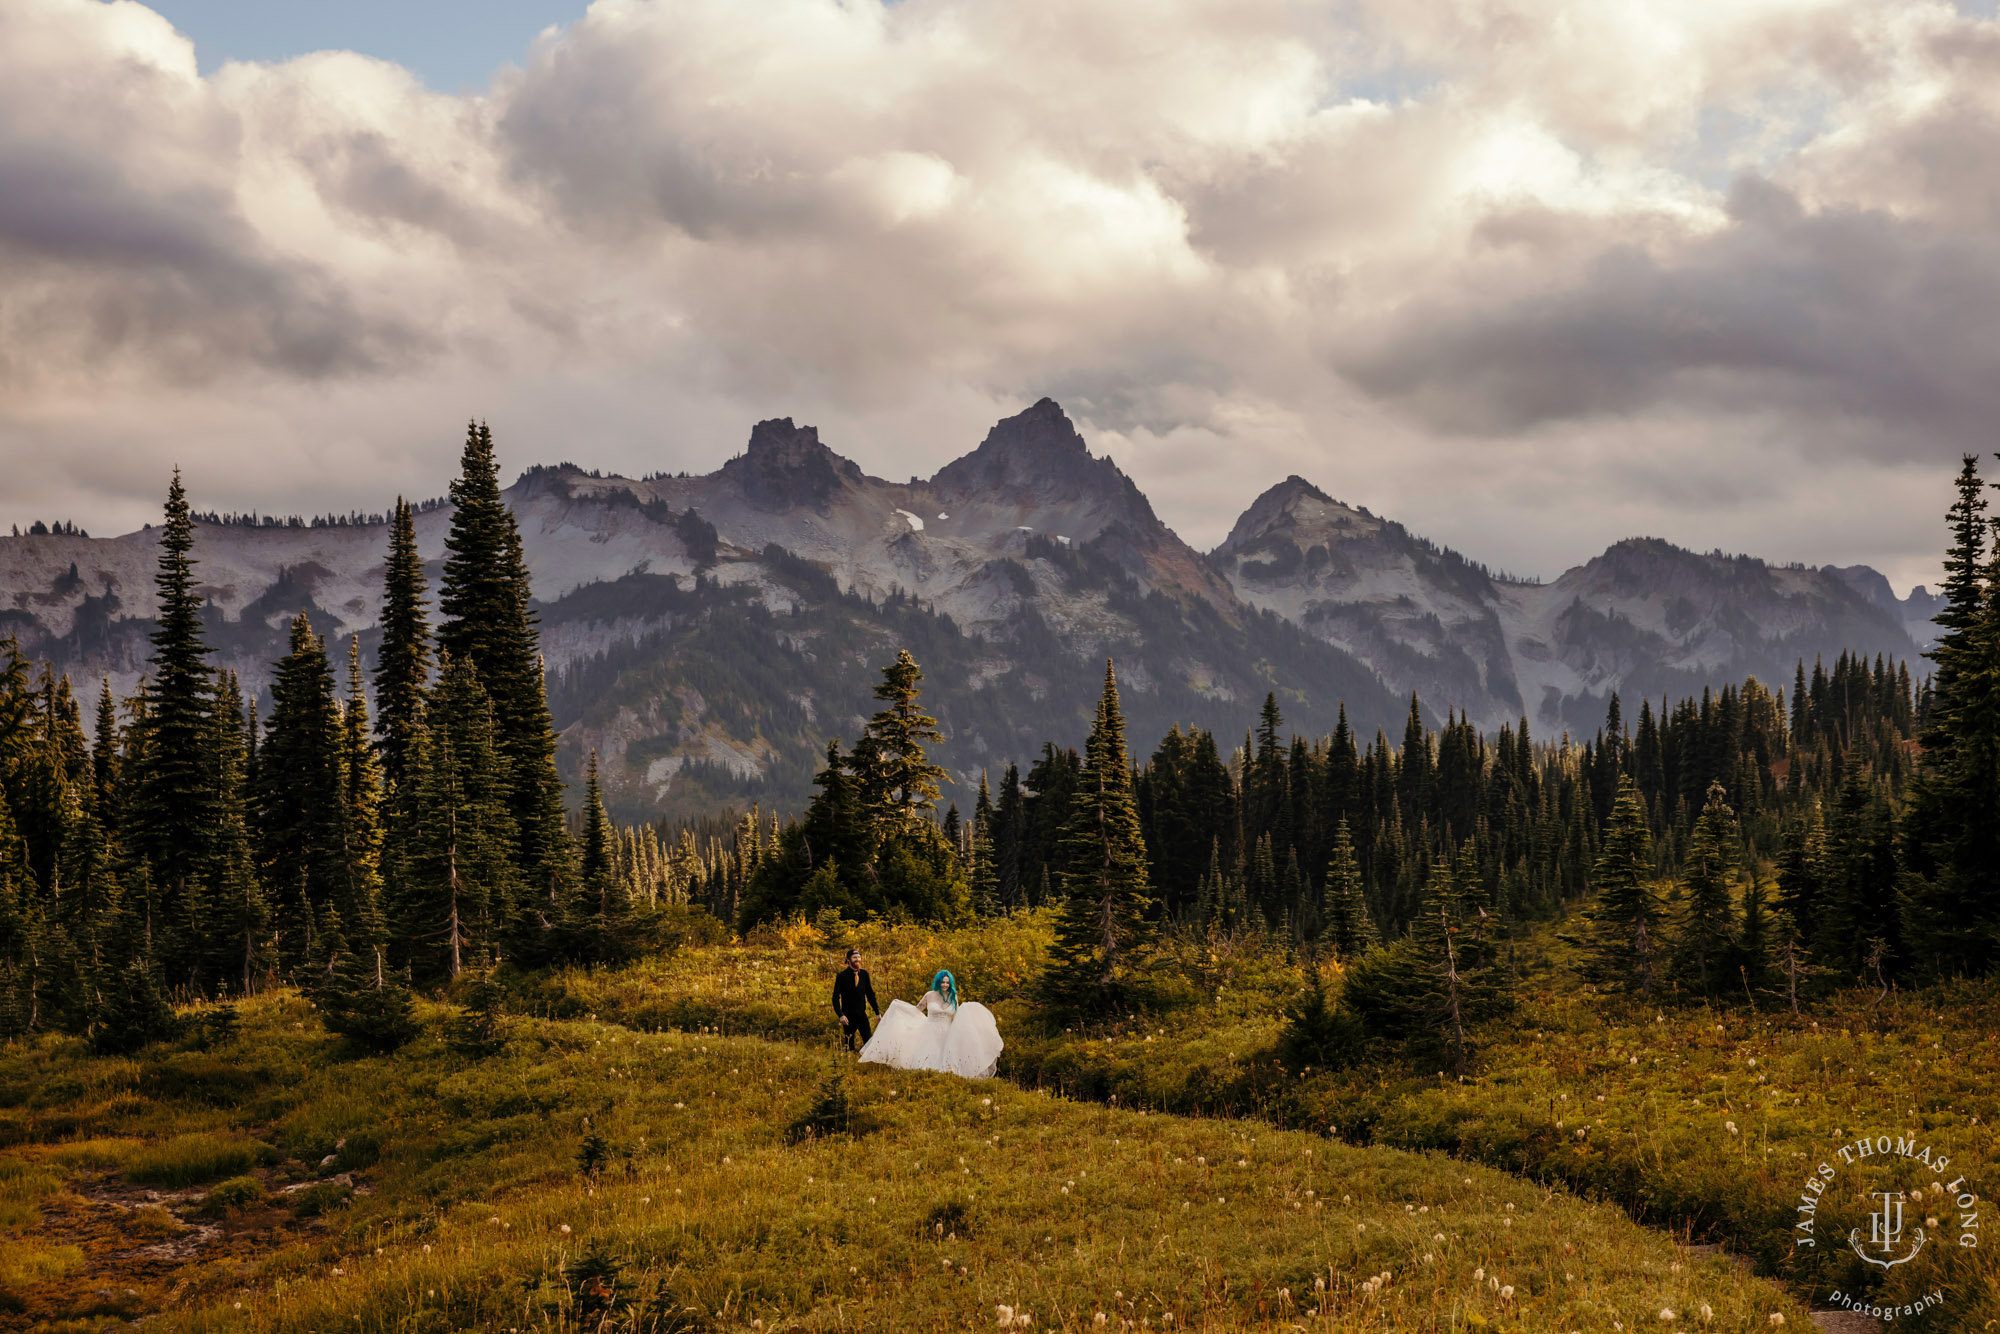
[126, 1133, 273, 1187]
[562, 1239, 633, 1324]
[445, 970, 509, 1059]
[1277, 968, 1365, 1069]
[786, 1066, 853, 1143]
[317, 971, 421, 1054]
[577, 1132, 612, 1179]
[199, 1174, 267, 1216]
[287, 1181, 353, 1216]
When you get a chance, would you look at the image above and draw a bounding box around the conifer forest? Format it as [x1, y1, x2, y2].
[1, 442, 1996, 1332]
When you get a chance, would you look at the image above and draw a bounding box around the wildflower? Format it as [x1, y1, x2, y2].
[1474, 1268, 1485, 1281]
[997, 1305, 1014, 1326]
[673, 1102, 685, 1109]
[1093, 1315, 1106, 1327]
[1500, 1286, 1515, 1300]
[983, 1098, 992, 1107]
[1701, 1305, 1714, 1324]
[1504, 1203, 1514, 1211]
[1660, 1309, 1677, 1322]
[1423, 1253, 1434, 1263]
[1725, 1122, 1738, 1135]
[558, 1225, 571, 1235]
[1769, 1317, 1785, 1327]
[944, 1258, 954, 1269]
[1434, 1233, 1446, 1242]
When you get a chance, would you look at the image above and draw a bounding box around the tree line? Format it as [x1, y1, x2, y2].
[0, 424, 641, 1051]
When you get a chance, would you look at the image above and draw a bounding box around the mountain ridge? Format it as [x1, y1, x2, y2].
[0, 400, 1934, 819]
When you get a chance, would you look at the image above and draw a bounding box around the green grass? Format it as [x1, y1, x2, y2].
[0, 982, 1810, 1331]
[126, 1131, 275, 1187]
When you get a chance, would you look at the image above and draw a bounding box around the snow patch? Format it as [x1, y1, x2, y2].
[1056, 535, 1072, 546]
[893, 509, 926, 532]
[937, 512, 948, 520]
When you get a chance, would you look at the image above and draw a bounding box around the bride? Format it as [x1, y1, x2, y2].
[858, 970, 1003, 1079]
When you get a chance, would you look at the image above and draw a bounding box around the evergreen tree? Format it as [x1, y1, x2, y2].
[90, 677, 120, 834]
[970, 772, 1001, 916]
[210, 672, 269, 995]
[436, 422, 571, 910]
[1669, 782, 1739, 998]
[1039, 661, 1153, 1013]
[253, 614, 346, 963]
[89, 867, 176, 1053]
[338, 641, 387, 963]
[859, 650, 949, 825]
[124, 472, 220, 982]
[1319, 818, 1378, 958]
[572, 751, 630, 957]
[375, 497, 431, 792]
[309, 904, 419, 1053]
[390, 654, 520, 980]
[1577, 777, 1664, 997]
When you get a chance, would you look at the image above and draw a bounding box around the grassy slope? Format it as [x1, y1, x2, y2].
[0, 983, 1807, 1331]
[529, 912, 1999, 1328]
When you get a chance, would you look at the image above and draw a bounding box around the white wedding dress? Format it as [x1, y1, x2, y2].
[858, 989, 1004, 1078]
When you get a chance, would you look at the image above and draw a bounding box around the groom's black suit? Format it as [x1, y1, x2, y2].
[831, 966, 879, 1050]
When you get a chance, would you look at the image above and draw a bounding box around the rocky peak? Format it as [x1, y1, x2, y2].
[930, 399, 1154, 525]
[1215, 475, 1383, 557]
[718, 417, 865, 513]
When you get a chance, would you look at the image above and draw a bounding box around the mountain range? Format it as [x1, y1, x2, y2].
[0, 399, 1941, 821]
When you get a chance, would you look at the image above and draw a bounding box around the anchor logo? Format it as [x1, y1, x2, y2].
[1849, 1190, 1926, 1269]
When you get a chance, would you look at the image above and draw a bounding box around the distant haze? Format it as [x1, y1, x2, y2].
[4, 0, 1996, 594]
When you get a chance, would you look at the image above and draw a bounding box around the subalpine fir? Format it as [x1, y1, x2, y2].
[1039, 660, 1153, 1014]
[122, 471, 221, 985]
[436, 422, 571, 912]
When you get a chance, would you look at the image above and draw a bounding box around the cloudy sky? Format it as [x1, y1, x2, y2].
[5, 0, 1997, 591]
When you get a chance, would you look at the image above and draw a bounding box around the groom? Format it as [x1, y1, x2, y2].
[831, 948, 879, 1052]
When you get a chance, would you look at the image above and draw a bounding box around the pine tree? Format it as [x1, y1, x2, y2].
[859, 650, 948, 826]
[253, 614, 346, 964]
[338, 641, 387, 965]
[90, 676, 120, 834]
[436, 422, 571, 911]
[970, 772, 1001, 917]
[375, 497, 431, 792]
[1669, 782, 1739, 998]
[1577, 777, 1664, 997]
[572, 751, 629, 957]
[1340, 858, 1510, 1071]
[1319, 818, 1378, 958]
[389, 654, 519, 981]
[89, 866, 177, 1054]
[1039, 661, 1153, 1013]
[310, 903, 419, 1053]
[210, 672, 269, 995]
[124, 471, 220, 982]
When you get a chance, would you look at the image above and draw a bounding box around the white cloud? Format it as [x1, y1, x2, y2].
[1, 0, 1996, 591]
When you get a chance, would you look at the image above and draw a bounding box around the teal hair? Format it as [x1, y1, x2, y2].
[930, 969, 958, 1006]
